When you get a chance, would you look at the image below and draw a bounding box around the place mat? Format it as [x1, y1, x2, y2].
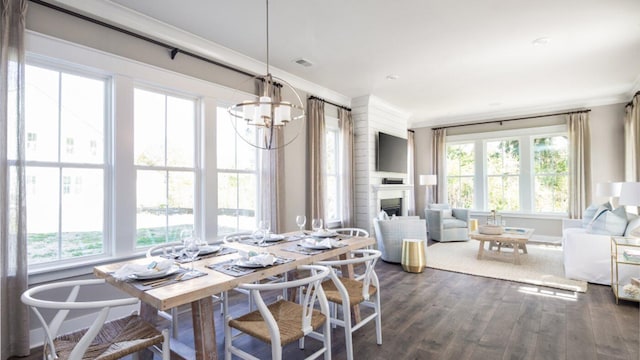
[207, 256, 294, 277]
[282, 244, 328, 255]
[161, 247, 237, 263]
[238, 235, 302, 247]
[128, 269, 208, 291]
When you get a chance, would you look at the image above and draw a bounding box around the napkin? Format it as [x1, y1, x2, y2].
[301, 238, 333, 249]
[238, 250, 275, 266]
[312, 229, 336, 237]
[112, 259, 175, 280]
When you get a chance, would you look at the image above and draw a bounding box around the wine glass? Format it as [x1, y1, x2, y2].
[311, 218, 323, 233]
[254, 220, 271, 246]
[296, 215, 306, 234]
[183, 237, 201, 274]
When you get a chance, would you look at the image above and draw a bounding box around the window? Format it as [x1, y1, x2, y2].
[533, 135, 569, 212]
[446, 143, 474, 208]
[445, 126, 568, 214]
[22, 64, 107, 265]
[486, 139, 520, 211]
[325, 117, 340, 223]
[134, 88, 197, 247]
[216, 105, 258, 235]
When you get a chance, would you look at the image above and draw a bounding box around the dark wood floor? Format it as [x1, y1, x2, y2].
[14, 261, 639, 360]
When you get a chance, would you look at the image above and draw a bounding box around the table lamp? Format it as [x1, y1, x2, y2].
[596, 181, 622, 207]
[619, 182, 640, 237]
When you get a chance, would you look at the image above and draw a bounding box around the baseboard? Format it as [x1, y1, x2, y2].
[531, 234, 562, 245]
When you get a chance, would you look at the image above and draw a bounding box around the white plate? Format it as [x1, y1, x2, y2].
[234, 258, 275, 268]
[129, 265, 180, 280]
[300, 242, 332, 250]
[199, 245, 221, 255]
[265, 234, 285, 242]
[310, 231, 337, 238]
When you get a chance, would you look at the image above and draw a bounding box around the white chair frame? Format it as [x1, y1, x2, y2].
[316, 249, 382, 360]
[21, 278, 170, 360]
[224, 264, 332, 360]
[331, 227, 370, 238]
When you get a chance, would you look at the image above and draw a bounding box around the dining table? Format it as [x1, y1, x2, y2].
[93, 232, 375, 360]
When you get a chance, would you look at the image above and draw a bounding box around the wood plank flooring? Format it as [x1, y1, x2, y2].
[13, 260, 639, 360]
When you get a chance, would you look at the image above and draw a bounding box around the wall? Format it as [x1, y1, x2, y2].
[352, 95, 412, 232]
[411, 102, 628, 240]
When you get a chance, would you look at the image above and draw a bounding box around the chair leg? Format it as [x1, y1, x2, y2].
[224, 316, 232, 360]
[161, 328, 170, 360]
[375, 293, 382, 345]
[324, 317, 332, 360]
[171, 307, 179, 339]
[342, 303, 354, 360]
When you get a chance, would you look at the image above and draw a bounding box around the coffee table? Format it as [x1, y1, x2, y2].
[470, 227, 534, 265]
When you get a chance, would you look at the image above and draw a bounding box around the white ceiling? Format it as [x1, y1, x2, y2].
[54, 0, 640, 127]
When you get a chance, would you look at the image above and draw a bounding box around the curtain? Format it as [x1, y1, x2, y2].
[257, 81, 285, 233]
[1, 0, 30, 358]
[625, 93, 640, 182]
[567, 111, 591, 218]
[338, 107, 355, 227]
[432, 128, 446, 204]
[406, 130, 416, 216]
[307, 98, 325, 222]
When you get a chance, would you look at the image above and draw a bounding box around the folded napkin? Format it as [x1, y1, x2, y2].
[113, 259, 174, 280]
[301, 237, 333, 249]
[237, 250, 275, 266]
[312, 229, 336, 237]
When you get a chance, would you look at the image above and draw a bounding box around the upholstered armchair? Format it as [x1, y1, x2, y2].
[425, 204, 470, 242]
[372, 216, 426, 263]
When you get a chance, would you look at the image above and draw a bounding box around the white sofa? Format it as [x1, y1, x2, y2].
[562, 210, 640, 285]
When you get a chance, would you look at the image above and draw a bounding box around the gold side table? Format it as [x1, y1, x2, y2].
[611, 236, 640, 304]
[401, 239, 426, 273]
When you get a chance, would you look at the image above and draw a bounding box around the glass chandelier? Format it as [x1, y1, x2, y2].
[227, 0, 305, 150]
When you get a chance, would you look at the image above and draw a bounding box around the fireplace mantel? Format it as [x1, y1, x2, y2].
[371, 184, 414, 191]
[371, 184, 414, 216]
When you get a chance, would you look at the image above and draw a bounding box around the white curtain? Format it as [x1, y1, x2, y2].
[567, 111, 591, 218]
[406, 130, 416, 216]
[257, 82, 285, 233]
[1, 0, 30, 358]
[307, 98, 325, 222]
[625, 93, 640, 182]
[432, 128, 447, 204]
[338, 108, 355, 226]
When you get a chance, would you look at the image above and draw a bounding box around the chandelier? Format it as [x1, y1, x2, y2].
[227, 0, 305, 150]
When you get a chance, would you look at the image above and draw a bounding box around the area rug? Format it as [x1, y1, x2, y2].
[427, 241, 587, 292]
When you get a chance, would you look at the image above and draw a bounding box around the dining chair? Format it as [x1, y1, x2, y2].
[146, 241, 224, 338]
[316, 249, 382, 360]
[224, 264, 332, 360]
[332, 227, 370, 238]
[21, 278, 170, 360]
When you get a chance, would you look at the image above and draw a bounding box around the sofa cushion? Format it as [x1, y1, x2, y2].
[442, 209, 453, 218]
[429, 203, 451, 211]
[588, 206, 627, 236]
[442, 218, 467, 229]
[582, 202, 611, 228]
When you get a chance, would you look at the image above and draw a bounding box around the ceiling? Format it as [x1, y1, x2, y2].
[54, 0, 640, 127]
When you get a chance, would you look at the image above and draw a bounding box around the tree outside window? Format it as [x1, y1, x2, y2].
[487, 139, 520, 211]
[446, 143, 474, 208]
[534, 136, 568, 212]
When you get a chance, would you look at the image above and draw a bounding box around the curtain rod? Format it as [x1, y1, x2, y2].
[309, 95, 351, 111]
[432, 109, 591, 131]
[626, 91, 640, 107]
[29, 0, 256, 78]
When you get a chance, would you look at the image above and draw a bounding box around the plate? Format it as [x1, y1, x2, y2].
[199, 245, 221, 255]
[300, 242, 332, 250]
[264, 234, 285, 242]
[234, 258, 274, 268]
[310, 231, 337, 238]
[129, 265, 180, 280]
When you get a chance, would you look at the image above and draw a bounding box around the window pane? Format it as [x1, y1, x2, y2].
[25, 65, 60, 162]
[447, 176, 473, 208]
[326, 175, 338, 220]
[60, 73, 105, 164]
[488, 175, 519, 211]
[447, 143, 474, 176]
[136, 170, 167, 247]
[134, 89, 166, 166]
[487, 140, 519, 175]
[218, 173, 238, 234]
[237, 174, 257, 231]
[216, 107, 256, 171]
[446, 143, 474, 208]
[535, 175, 569, 212]
[26, 167, 60, 265]
[326, 130, 337, 175]
[167, 171, 194, 241]
[60, 168, 104, 259]
[534, 136, 568, 212]
[166, 96, 194, 167]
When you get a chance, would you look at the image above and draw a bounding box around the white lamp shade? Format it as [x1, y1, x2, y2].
[419, 174, 437, 186]
[596, 182, 622, 197]
[619, 182, 640, 206]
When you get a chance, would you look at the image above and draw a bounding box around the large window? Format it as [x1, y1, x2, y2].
[134, 88, 197, 247]
[216, 106, 258, 235]
[325, 117, 341, 223]
[445, 126, 568, 214]
[22, 64, 107, 265]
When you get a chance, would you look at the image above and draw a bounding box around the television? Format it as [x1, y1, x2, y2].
[376, 132, 408, 173]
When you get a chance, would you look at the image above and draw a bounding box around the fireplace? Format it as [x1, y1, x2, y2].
[380, 198, 403, 217]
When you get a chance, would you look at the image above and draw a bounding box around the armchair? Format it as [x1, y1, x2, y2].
[372, 216, 426, 263]
[425, 204, 470, 242]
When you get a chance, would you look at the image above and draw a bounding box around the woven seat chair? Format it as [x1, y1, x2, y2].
[21, 278, 169, 360]
[224, 264, 332, 360]
[316, 249, 382, 360]
[331, 227, 369, 238]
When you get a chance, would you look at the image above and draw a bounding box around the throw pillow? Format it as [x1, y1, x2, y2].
[625, 215, 640, 237]
[582, 202, 611, 228]
[441, 209, 453, 218]
[378, 210, 389, 221]
[588, 206, 627, 236]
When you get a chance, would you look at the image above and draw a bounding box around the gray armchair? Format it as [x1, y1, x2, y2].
[425, 204, 470, 242]
[372, 216, 426, 263]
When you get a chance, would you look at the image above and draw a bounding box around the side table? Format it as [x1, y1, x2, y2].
[610, 236, 640, 304]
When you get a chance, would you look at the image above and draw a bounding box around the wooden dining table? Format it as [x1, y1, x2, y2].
[93, 233, 375, 360]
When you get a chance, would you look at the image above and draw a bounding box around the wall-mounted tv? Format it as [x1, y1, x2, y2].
[376, 132, 408, 173]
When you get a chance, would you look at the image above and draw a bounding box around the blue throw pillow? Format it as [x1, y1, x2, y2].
[588, 206, 627, 236]
[582, 202, 611, 228]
